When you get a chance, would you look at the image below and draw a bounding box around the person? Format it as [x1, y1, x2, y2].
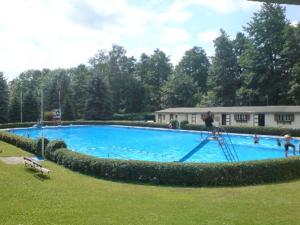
[253, 134, 259, 144]
[284, 133, 296, 157]
[276, 138, 281, 147]
[204, 111, 216, 137]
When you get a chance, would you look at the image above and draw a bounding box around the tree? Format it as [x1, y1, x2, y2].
[84, 74, 112, 120]
[161, 74, 197, 108]
[62, 94, 75, 121]
[207, 29, 239, 106]
[175, 47, 210, 94]
[135, 49, 173, 111]
[0, 73, 8, 123]
[242, 3, 288, 105]
[70, 64, 92, 118]
[23, 90, 39, 122]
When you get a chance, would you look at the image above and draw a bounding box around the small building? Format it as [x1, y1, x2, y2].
[155, 106, 300, 129]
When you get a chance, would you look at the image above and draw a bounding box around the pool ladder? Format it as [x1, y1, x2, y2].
[216, 127, 239, 162]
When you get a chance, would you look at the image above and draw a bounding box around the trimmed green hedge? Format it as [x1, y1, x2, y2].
[182, 124, 300, 136]
[0, 131, 48, 156]
[111, 113, 155, 121]
[50, 148, 300, 186]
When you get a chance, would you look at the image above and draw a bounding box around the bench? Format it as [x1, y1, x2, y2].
[23, 157, 51, 176]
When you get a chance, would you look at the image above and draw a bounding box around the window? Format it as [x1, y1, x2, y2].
[170, 114, 174, 120]
[274, 113, 294, 123]
[234, 113, 250, 122]
[163, 114, 165, 120]
[175, 114, 178, 119]
[191, 114, 196, 124]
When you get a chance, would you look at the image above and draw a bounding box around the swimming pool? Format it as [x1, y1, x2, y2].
[8, 125, 300, 163]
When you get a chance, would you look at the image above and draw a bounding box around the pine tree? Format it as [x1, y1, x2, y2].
[23, 90, 39, 122]
[84, 74, 112, 120]
[0, 73, 8, 123]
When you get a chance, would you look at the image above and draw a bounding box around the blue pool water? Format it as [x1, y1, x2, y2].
[8, 125, 300, 163]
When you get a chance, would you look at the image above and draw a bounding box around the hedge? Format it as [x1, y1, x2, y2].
[181, 124, 300, 136]
[0, 131, 48, 156]
[49, 148, 300, 186]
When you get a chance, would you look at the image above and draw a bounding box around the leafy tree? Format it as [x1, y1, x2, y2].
[242, 3, 288, 105]
[161, 74, 197, 108]
[84, 74, 112, 120]
[175, 47, 210, 94]
[135, 49, 172, 111]
[207, 29, 239, 106]
[0, 72, 8, 123]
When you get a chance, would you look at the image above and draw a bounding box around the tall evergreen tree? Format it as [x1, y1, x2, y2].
[23, 90, 39, 122]
[0, 73, 8, 123]
[84, 74, 112, 120]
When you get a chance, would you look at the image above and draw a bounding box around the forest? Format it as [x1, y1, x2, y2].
[0, 3, 299, 123]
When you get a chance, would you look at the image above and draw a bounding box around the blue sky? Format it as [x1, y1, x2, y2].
[0, 0, 299, 80]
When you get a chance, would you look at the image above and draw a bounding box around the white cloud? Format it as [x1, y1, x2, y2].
[160, 27, 190, 45]
[187, 0, 261, 14]
[197, 30, 220, 43]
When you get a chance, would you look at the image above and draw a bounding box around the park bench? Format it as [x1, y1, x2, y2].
[23, 157, 51, 176]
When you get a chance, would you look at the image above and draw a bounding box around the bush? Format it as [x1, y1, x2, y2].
[34, 137, 50, 156]
[48, 147, 300, 187]
[0, 131, 37, 154]
[111, 113, 155, 121]
[169, 120, 179, 129]
[45, 140, 67, 161]
[179, 120, 189, 128]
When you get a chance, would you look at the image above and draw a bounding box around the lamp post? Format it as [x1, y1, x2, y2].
[20, 83, 23, 123]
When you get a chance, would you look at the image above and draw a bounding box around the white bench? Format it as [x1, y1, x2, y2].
[24, 157, 51, 176]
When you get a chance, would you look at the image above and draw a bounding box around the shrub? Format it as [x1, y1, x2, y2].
[49, 147, 300, 187]
[169, 120, 179, 129]
[179, 120, 189, 128]
[0, 131, 36, 154]
[45, 140, 67, 161]
[34, 137, 50, 156]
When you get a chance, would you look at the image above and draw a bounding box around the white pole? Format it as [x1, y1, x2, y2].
[20, 84, 23, 123]
[41, 89, 43, 125]
[59, 90, 61, 124]
[42, 129, 45, 158]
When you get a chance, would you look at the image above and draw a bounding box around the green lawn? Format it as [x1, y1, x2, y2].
[1, 141, 300, 225]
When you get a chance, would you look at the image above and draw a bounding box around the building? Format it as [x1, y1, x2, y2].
[155, 106, 300, 129]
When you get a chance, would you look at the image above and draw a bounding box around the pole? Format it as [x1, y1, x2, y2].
[59, 90, 61, 124]
[40, 89, 43, 125]
[20, 84, 23, 123]
[42, 129, 45, 158]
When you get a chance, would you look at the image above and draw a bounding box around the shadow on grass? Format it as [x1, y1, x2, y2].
[24, 167, 51, 181]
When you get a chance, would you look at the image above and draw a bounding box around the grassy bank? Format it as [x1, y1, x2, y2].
[0, 141, 300, 225]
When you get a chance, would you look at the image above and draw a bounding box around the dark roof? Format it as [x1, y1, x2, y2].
[249, 0, 300, 5]
[156, 106, 300, 113]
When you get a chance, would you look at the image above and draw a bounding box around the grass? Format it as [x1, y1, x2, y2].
[0, 141, 300, 225]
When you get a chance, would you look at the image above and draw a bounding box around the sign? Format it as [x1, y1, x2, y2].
[52, 109, 61, 120]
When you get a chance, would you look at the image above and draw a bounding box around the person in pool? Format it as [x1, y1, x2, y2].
[253, 134, 259, 144]
[284, 133, 296, 157]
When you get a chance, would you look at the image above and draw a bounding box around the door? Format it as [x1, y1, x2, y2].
[222, 114, 226, 125]
[258, 114, 265, 126]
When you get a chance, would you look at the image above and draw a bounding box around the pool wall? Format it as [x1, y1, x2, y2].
[1, 128, 300, 186]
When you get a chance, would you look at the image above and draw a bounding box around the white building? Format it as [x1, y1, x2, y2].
[155, 106, 300, 129]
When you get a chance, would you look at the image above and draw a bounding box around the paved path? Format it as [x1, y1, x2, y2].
[0, 157, 24, 164]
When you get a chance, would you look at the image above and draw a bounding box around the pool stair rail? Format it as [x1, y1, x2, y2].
[178, 133, 210, 162]
[216, 127, 239, 162]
